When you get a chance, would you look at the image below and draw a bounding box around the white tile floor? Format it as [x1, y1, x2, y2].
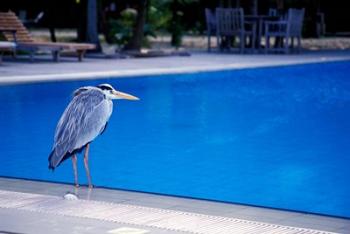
[0, 177, 349, 234]
[0, 189, 339, 234]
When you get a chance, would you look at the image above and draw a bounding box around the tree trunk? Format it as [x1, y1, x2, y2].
[251, 0, 258, 15]
[77, 0, 87, 42]
[47, 9, 56, 42]
[276, 0, 284, 11]
[124, 0, 148, 51]
[236, 0, 240, 8]
[86, 0, 100, 50]
[170, 0, 182, 48]
[49, 27, 56, 42]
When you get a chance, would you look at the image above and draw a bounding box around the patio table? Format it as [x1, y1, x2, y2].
[245, 15, 279, 52]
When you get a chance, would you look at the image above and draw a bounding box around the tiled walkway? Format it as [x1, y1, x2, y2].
[0, 189, 337, 234]
[1, 50, 350, 85]
[0, 177, 349, 234]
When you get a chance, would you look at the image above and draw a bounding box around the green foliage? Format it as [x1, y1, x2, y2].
[164, 0, 199, 48]
[108, 3, 170, 48]
[107, 8, 136, 47]
[106, 0, 200, 48]
[148, 2, 172, 31]
[170, 10, 184, 48]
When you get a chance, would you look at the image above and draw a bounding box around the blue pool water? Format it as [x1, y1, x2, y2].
[1, 61, 350, 218]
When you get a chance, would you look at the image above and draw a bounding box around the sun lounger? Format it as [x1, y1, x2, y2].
[0, 11, 95, 61]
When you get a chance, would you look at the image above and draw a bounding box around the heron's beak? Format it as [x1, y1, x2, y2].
[113, 90, 139, 100]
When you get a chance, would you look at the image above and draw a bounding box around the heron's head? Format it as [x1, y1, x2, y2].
[97, 84, 139, 101]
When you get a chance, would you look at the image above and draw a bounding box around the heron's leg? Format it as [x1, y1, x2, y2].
[71, 154, 79, 187]
[84, 144, 93, 188]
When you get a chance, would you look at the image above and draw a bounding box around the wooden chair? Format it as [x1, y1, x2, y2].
[0, 11, 95, 62]
[205, 8, 217, 52]
[268, 8, 278, 17]
[316, 12, 326, 38]
[264, 8, 305, 54]
[215, 8, 256, 53]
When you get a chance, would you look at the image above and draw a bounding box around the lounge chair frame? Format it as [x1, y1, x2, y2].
[0, 11, 95, 62]
[0, 41, 16, 64]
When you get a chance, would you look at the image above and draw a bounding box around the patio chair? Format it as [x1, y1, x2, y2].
[205, 8, 217, 52]
[316, 12, 326, 38]
[268, 8, 278, 17]
[215, 8, 256, 53]
[0, 11, 95, 62]
[264, 8, 305, 54]
[0, 41, 16, 64]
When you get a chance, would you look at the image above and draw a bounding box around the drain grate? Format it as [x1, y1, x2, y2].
[0, 190, 338, 234]
[107, 227, 149, 234]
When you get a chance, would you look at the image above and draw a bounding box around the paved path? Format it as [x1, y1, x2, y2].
[0, 178, 349, 234]
[0, 50, 350, 85]
[0, 189, 338, 234]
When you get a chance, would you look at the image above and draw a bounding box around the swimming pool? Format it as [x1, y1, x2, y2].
[1, 61, 350, 218]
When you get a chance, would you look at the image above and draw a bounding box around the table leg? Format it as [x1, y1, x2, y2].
[258, 19, 262, 51]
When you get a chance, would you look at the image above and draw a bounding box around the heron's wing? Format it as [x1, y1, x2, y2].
[73, 86, 90, 97]
[49, 88, 109, 169]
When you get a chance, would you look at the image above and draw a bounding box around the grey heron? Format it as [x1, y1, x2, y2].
[48, 84, 139, 188]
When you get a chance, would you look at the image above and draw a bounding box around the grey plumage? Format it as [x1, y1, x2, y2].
[49, 86, 113, 169]
[48, 83, 138, 188]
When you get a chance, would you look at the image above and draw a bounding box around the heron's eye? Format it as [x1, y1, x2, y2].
[98, 84, 113, 91]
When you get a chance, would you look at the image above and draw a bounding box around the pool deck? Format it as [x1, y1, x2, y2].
[0, 177, 349, 234]
[1, 50, 350, 233]
[0, 50, 350, 85]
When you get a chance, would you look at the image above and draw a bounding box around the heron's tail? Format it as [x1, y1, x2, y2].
[48, 147, 74, 170]
[48, 150, 56, 170]
[48, 148, 65, 170]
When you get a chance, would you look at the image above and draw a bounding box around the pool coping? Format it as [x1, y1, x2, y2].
[1, 50, 350, 85]
[0, 177, 349, 233]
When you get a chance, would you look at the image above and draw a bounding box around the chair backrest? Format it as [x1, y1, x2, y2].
[287, 8, 305, 36]
[215, 8, 244, 36]
[0, 11, 34, 43]
[205, 8, 217, 33]
[268, 8, 278, 16]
